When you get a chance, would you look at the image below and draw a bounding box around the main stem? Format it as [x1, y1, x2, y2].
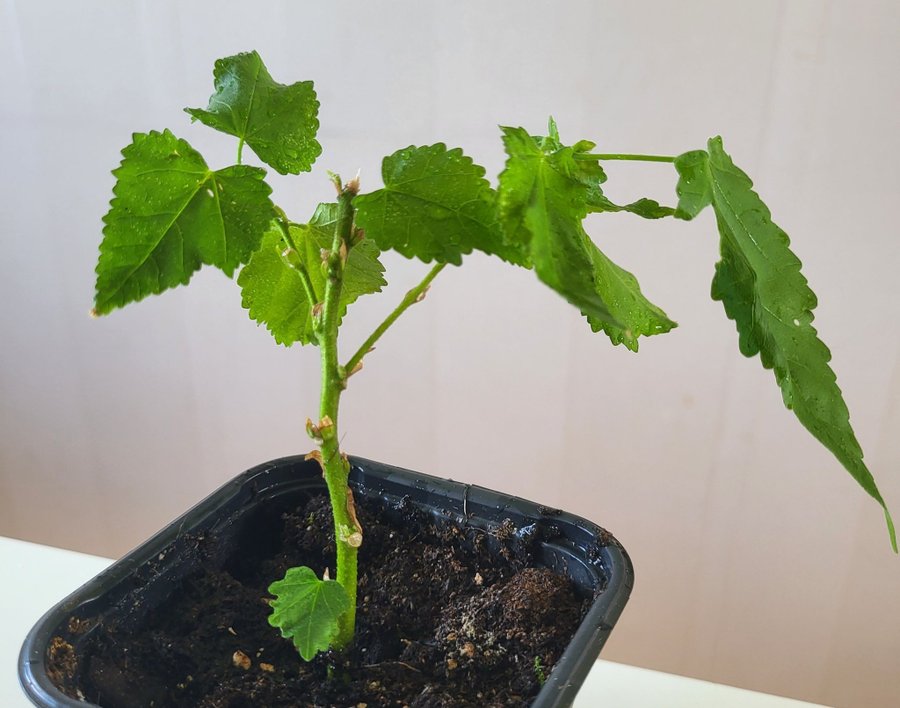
[318, 188, 358, 648]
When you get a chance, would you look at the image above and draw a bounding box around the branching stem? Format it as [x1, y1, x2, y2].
[343, 262, 446, 376]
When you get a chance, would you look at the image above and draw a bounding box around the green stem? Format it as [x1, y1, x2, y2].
[274, 207, 318, 321]
[343, 262, 446, 375]
[237, 137, 245, 164]
[317, 189, 358, 648]
[576, 152, 676, 163]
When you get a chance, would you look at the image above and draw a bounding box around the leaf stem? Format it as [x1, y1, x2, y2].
[237, 137, 245, 164]
[343, 262, 446, 376]
[576, 153, 676, 163]
[317, 188, 359, 648]
[274, 206, 318, 318]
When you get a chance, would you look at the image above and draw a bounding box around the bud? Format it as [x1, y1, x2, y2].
[345, 169, 361, 195]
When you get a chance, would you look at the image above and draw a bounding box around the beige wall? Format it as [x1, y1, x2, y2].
[2, 1, 899, 706]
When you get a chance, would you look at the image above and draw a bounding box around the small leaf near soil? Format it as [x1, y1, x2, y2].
[268, 566, 350, 661]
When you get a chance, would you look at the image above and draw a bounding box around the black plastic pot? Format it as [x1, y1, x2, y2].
[19, 456, 633, 707]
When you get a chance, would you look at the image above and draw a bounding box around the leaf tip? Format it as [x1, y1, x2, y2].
[885, 507, 897, 554]
[547, 116, 559, 141]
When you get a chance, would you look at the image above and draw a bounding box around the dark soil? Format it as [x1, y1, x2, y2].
[55, 493, 589, 707]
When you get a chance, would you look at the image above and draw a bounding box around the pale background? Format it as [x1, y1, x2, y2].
[2, 1, 898, 706]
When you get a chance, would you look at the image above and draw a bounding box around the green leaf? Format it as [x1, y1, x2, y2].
[186, 50, 321, 175]
[294, 202, 387, 312]
[498, 125, 674, 348]
[354, 144, 513, 265]
[238, 227, 317, 346]
[583, 236, 676, 351]
[705, 136, 896, 551]
[94, 129, 273, 315]
[238, 203, 385, 346]
[589, 193, 675, 219]
[268, 566, 350, 661]
[498, 127, 610, 319]
[673, 149, 713, 220]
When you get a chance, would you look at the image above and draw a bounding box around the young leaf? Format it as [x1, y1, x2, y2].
[185, 50, 321, 175]
[354, 144, 513, 265]
[94, 130, 273, 315]
[498, 126, 674, 348]
[239, 203, 385, 346]
[673, 149, 713, 220]
[294, 202, 386, 310]
[705, 137, 896, 550]
[268, 566, 350, 661]
[238, 227, 318, 346]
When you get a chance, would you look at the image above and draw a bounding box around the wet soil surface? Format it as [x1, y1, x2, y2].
[55, 494, 589, 707]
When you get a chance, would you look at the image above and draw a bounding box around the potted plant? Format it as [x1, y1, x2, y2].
[19, 50, 894, 707]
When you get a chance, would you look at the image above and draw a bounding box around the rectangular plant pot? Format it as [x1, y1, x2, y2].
[19, 456, 633, 707]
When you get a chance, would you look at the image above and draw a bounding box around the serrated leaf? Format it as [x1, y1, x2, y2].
[268, 566, 350, 661]
[583, 235, 676, 351]
[94, 129, 273, 315]
[294, 202, 387, 312]
[705, 136, 896, 550]
[239, 203, 385, 346]
[673, 149, 712, 220]
[186, 50, 321, 175]
[498, 125, 674, 348]
[238, 227, 317, 346]
[498, 126, 612, 321]
[354, 144, 513, 265]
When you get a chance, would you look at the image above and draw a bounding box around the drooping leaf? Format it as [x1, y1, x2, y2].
[186, 50, 321, 175]
[673, 149, 713, 220]
[94, 129, 273, 315]
[498, 126, 611, 320]
[705, 136, 896, 550]
[498, 125, 674, 348]
[268, 566, 350, 661]
[583, 235, 676, 351]
[354, 144, 513, 265]
[239, 203, 385, 346]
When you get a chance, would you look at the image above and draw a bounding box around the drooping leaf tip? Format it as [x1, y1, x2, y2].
[885, 507, 897, 554]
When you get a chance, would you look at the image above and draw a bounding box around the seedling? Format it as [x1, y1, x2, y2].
[92, 51, 895, 662]
[534, 656, 547, 687]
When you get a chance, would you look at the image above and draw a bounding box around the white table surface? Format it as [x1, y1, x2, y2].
[3, 536, 825, 707]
